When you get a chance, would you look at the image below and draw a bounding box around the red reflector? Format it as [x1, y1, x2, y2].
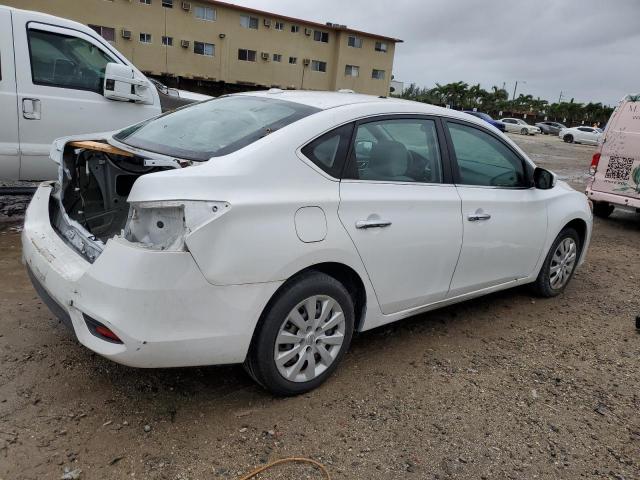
[95, 325, 122, 342]
[589, 152, 601, 175]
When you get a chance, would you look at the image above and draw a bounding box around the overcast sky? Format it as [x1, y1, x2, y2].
[232, 0, 639, 106]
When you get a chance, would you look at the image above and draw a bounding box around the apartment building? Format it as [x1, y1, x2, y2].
[5, 0, 402, 96]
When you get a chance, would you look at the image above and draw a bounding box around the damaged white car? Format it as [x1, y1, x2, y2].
[22, 91, 592, 395]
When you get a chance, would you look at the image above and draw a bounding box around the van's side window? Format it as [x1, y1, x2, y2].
[28, 29, 114, 93]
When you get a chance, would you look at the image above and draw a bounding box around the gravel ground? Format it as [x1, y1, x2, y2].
[0, 134, 638, 480]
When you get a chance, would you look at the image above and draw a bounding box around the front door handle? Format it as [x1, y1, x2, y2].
[467, 212, 491, 222]
[356, 219, 392, 229]
[22, 98, 41, 120]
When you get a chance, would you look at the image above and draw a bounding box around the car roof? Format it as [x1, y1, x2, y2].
[235, 89, 440, 112]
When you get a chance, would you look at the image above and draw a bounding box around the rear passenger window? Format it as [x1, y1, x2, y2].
[28, 29, 114, 93]
[344, 118, 443, 183]
[301, 123, 354, 178]
[447, 122, 526, 188]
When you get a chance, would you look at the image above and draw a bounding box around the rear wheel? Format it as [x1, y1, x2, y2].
[563, 134, 574, 143]
[245, 271, 354, 396]
[531, 228, 580, 297]
[593, 201, 615, 218]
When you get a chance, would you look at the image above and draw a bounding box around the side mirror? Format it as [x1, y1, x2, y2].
[534, 167, 556, 189]
[103, 63, 153, 104]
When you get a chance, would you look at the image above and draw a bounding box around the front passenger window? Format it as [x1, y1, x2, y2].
[447, 122, 526, 187]
[28, 29, 115, 93]
[345, 118, 443, 183]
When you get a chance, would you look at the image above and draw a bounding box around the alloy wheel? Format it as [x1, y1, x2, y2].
[549, 237, 577, 289]
[274, 295, 346, 383]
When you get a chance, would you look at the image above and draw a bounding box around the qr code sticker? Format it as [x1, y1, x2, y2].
[604, 156, 634, 181]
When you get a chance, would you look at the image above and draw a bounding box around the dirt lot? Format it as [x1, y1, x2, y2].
[0, 134, 638, 480]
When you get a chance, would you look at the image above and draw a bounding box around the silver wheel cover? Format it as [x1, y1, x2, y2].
[274, 295, 346, 383]
[549, 237, 577, 290]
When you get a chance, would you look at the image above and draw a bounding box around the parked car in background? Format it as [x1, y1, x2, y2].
[463, 111, 506, 132]
[0, 6, 206, 181]
[586, 93, 640, 217]
[536, 121, 566, 135]
[500, 118, 541, 135]
[558, 126, 602, 145]
[23, 91, 592, 395]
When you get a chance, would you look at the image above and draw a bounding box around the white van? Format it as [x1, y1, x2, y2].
[586, 94, 640, 217]
[0, 6, 187, 181]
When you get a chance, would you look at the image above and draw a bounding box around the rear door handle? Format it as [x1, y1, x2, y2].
[467, 213, 491, 222]
[22, 98, 41, 120]
[356, 220, 392, 229]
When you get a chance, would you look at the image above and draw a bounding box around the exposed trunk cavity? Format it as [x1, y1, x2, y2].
[50, 141, 180, 262]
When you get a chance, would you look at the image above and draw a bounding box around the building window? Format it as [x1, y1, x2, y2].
[375, 41, 388, 52]
[313, 30, 329, 43]
[291, 25, 299, 33]
[289, 56, 297, 64]
[162, 36, 173, 46]
[139, 32, 152, 43]
[347, 35, 363, 48]
[238, 49, 257, 62]
[195, 6, 216, 21]
[372, 69, 385, 80]
[311, 60, 327, 72]
[162, 0, 172, 7]
[240, 14, 259, 29]
[139, 0, 151, 5]
[88, 25, 115, 42]
[273, 53, 282, 62]
[194, 41, 215, 56]
[274, 21, 285, 31]
[345, 65, 359, 77]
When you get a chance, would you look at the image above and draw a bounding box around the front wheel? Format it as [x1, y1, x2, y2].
[245, 271, 354, 396]
[563, 134, 574, 143]
[531, 228, 580, 297]
[520, 127, 528, 135]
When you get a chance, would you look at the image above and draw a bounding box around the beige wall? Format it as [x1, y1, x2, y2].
[6, 0, 398, 96]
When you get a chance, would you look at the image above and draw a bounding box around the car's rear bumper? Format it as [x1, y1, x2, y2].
[586, 187, 640, 209]
[22, 184, 282, 368]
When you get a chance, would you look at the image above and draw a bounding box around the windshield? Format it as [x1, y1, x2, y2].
[114, 95, 320, 161]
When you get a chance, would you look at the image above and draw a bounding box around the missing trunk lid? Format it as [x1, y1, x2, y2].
[51, 141, 183, 262]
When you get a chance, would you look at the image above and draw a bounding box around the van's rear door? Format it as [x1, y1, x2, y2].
[0, 8, 20, 180]
[591, 99, 640, 201]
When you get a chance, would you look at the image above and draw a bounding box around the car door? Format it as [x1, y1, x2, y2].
[443, 119, 548, 297]
[338, 116, 463, 315]
[12, 14, 159, 180]
[0, 9, 20, 180]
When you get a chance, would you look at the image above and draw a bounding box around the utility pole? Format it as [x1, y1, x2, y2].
[512, 80, 526, 101]
[558, 91, 564, 103]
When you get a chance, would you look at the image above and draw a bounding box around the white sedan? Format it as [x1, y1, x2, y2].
[500, 118, 541, 135]
[22, 91, 592, 395]
[558, 126, 603, 145]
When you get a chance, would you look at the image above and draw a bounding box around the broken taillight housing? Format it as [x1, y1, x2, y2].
[123, 200, 230, 251]
[589, 152, 601, 175]
[84, 314, 123, 344]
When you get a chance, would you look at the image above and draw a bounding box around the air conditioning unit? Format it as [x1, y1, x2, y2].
[181, 1, 191, 11]
[121, 29, 132, 39]
[181, 39, 190, 48]
[263, 19, 271, 27]
[303, 58, 310, 66]
[261, 52, 270, 60]
[304, 28, 312, 36]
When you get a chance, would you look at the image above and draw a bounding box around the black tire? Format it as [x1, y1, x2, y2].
[592, 201, 614, 218]
[531, 227, 581, 297]
[563, 134, 574, 143]
[245, 271, 355, 396]
[520, 127, 528, 135]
